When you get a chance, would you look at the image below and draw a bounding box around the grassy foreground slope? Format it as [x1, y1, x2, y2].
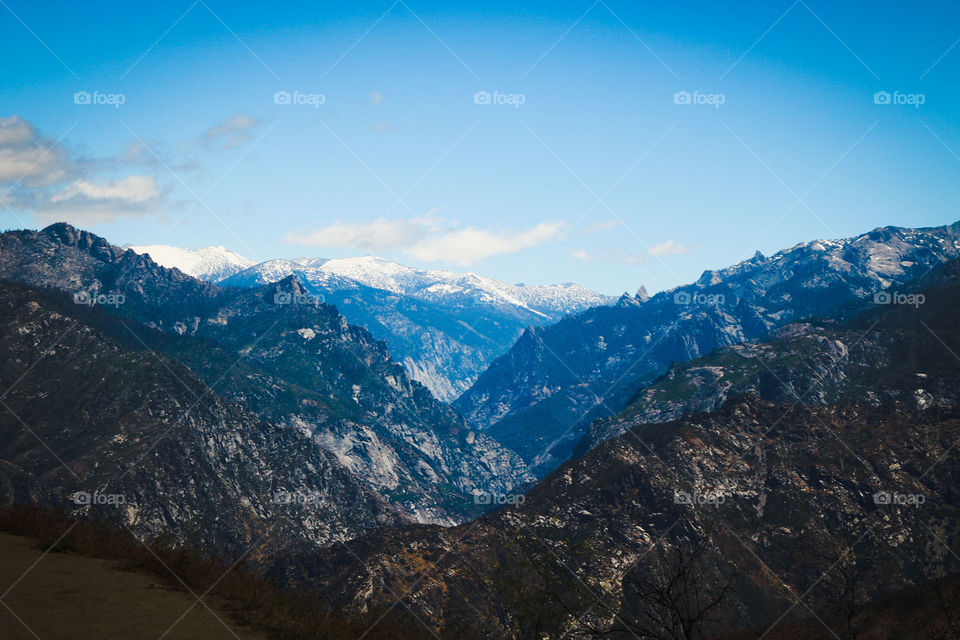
[0, 532, 267, 640]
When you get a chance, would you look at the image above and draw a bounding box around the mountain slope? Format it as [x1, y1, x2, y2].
[272, 251, 960, 637]
[271, 396, 960, 638]
[177, 275, 534, 523]
[0, 224, 532, 525]
[0, 280, 404, 555]
[455, 222, 960, 477]
[579, 258, 960, 453]
[222, 256, 614, 401]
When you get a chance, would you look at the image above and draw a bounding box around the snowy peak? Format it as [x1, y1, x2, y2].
[219, 254, 614, 402]
[230, 254, 614, 319]
[126, 244, 254, 283]
[304, 255, 614, 318]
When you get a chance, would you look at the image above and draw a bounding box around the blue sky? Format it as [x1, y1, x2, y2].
[1, 1, 959, 295]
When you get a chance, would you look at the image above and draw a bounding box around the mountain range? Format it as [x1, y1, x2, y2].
[0, 224, 532, 542]
[2, 219, 959, 638]
[127, 245, 614, 401]
[454, 222, 960, 477]
[268, 251, 960, 637]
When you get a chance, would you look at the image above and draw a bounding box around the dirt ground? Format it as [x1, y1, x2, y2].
[0, 532, 268, 640]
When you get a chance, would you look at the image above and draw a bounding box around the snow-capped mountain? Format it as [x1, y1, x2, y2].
[221, 256, 615, 401]
[125, 244, 254, 282]
[123, 245, 611, 319]
[0, 224, 533, 534]
[292, 255, 612, 318]
[122, 245, 613, 400]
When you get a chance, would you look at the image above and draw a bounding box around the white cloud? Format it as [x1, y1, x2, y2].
[571, 249, 591, 261]
[572, 248, 644, 265]
[370, 92, 384, 104]
[585, 218, 623, 233]
[0, 115, 35, 145]
[408, 222, 565, 265]
[203, 114, 260, 150]
[648, 239, 693, 256]
[286, 217, 427, 250]
[52, 176, 160, 204]
[0, 145, 68, 185]
[38, 175, 163, 225]
[0, 115, 70, 186]
[287, 216, 565, 266]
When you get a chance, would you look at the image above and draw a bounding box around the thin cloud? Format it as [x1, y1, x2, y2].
[286, 217, 427, 251]
[51, 175, 160, 204]
[0, 115, 168, 226]
[585, 218, 624, 233]
[0, 115, 35, 146]
[648, 239, 693, 256]
[571, 249, 591, 261]
[0, 115, 72, 186]
[287, 216, 565, 266]
[39, 175, 164, 225]
[203, 114, 260, 150]
[572, 247, 644, 265]
[407, 222, 565, 265]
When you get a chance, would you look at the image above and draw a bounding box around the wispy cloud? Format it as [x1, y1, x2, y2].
[571, 249, 591, 261]
[571, 247, 644, 265]
[39, 175, 164, 225]
[407, 222, 565, 265]
[585, 218, 623, 233]
[0, 115, 35, 146]
[648, 239, 694, 256]
[51, 175, 160, 204]
[203, 114, 260, 150]
[0, 115, 72, 186]
[286, 215, 565, 266]
[1, 114, 167, 226]
[286, 217, 428, 251]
